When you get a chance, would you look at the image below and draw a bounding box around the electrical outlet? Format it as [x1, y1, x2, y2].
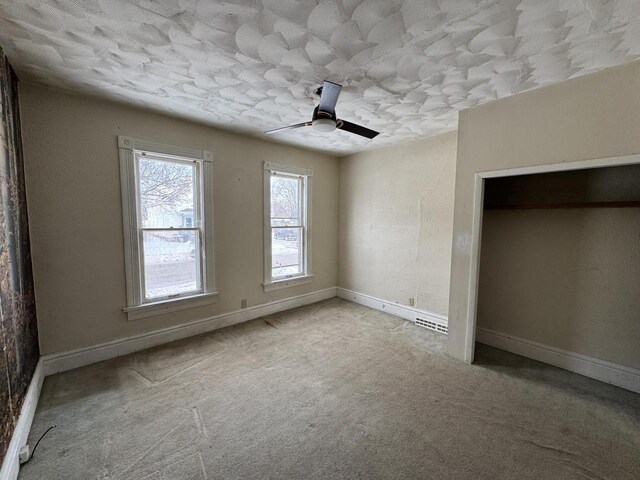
[241, 299, 247, 308]
[19, 445, 29, 464]
[408, 298, 415, 307]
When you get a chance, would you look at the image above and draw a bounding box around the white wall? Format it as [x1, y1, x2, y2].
[19, 83, 338, 355]
[338, 132, 457, 316]
[450, 59, 640, 362]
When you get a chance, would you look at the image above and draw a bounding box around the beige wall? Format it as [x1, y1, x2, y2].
[478, 208, 640, 369]
[338, 132, 457, 316]
[450, 59, 640, 361]
[19, 84, 338, 355]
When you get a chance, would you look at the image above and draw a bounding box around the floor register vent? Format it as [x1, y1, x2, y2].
[415, 317, 448, 335]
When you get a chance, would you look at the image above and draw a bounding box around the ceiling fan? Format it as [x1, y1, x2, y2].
[264, 81, 380, 139]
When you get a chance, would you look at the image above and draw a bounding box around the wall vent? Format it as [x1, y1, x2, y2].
[415, 317, 448, 334]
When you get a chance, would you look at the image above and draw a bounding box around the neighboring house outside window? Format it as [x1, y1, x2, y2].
[118, 136, 217, 320]
[182, 211, 194, 228]
[263, 162, 313, 292]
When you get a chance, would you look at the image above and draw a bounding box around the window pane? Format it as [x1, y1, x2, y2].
[139, 156, 196, 228]
[143, 230, 200, 299]
[272, 227, 302, 278]
[270, 175, 300, 226]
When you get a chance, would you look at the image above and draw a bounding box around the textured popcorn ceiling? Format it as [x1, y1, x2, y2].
[1, 1, 640, 153]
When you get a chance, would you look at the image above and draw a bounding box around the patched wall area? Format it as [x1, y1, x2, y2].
[338, 131, 457, 316]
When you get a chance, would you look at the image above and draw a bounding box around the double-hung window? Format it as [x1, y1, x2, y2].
[119, 136, 217, 320]
[263, 162, 313, 291]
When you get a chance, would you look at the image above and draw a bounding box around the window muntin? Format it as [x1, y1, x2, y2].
[136, 152, 204, 302]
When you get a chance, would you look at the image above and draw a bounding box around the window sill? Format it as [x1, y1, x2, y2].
[263, 275, 313, 292]
[123, 291, 219, 321]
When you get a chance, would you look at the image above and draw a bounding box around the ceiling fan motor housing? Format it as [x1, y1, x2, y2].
[312, 105, 336, 121]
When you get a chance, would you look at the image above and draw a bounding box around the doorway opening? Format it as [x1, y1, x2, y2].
[464, 155, 640, 392]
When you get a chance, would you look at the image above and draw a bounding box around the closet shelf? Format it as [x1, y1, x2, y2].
[484, 200, 640, 210]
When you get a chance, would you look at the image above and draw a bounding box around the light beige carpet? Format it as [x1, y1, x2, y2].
[20, 298, 640, 479]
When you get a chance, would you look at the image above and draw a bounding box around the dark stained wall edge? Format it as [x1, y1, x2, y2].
[0, 47, 40, 461]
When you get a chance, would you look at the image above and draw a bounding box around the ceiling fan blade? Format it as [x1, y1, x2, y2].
[337, 120, 380, 139]
[318, 80, 342, 114]
[264, 122, 311, 134]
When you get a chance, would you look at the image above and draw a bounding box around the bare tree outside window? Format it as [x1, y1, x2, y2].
[270, 175, 299, 222]
[139, 158, 194, 226]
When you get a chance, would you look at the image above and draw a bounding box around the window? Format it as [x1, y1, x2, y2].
[119, 136, 217, 320]
[263, 162, 313, 291]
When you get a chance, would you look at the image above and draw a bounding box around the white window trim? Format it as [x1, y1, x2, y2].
[118, 136, 218, 321]
[263, 162, 313, 292]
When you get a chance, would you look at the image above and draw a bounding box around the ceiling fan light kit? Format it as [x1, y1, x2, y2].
[312, 118, 337, 133]
[265, 80, 379, 140]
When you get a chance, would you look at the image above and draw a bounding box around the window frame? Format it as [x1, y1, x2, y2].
[119, 136, 218, 320]
[263, 162, 313, 292]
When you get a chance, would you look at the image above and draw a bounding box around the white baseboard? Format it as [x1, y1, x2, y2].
[336, 287, 447, 328]
[43, 287, 337, 375]
[476, 328, 640, 394]
[0, 359, 44, 480]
